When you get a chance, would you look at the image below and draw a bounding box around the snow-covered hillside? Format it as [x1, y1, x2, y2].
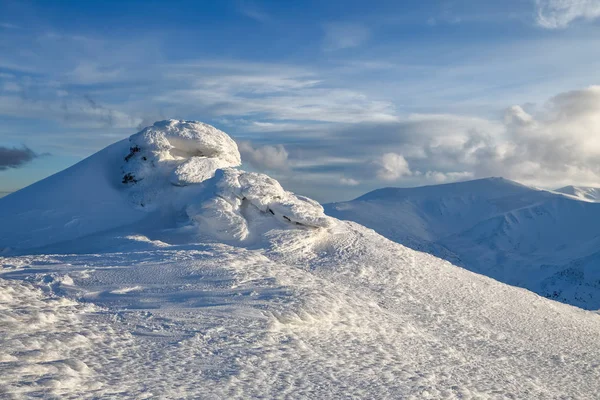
[555, 185, 600, 202]
[2, 122, 600, 398]
[325, 178, 600, 310]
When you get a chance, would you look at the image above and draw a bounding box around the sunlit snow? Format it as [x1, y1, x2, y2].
[1, 121, 600, 399]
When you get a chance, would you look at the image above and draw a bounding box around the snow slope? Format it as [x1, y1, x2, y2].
[555, 185, 600, 202]
[2, 122, 600, 398]
[325, 177, 600, 309]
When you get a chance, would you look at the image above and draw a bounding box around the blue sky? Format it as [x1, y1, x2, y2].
[1, 0, 600, 201]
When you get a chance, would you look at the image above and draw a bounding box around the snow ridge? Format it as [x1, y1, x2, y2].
[326, 178, 600, 309]
[555, 185, 600, 202]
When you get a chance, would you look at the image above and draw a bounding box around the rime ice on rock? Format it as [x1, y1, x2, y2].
[122, 120, 241, 187]
[187, 169, 332, 241]
[121, 120, 332, 239]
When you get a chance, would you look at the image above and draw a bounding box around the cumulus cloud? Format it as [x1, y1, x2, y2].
[322, 22, 370, 51]
[402, 86, 600, 187]
[0, 146, 39, 170]
[493, 86, 600, 186]
[374, 153, 412, 181]
[535, 0, 600, 28]
[273, 85, 600, 195]
[238, 140, 289, 172]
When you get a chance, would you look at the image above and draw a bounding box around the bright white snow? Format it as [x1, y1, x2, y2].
[326, 177, 600, 310]
[2, 121, 600, 399]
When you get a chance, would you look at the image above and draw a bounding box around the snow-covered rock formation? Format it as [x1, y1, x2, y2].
[2, 122, 600, 398]
[121, 120, 241, 191]
[0, 120, 330, 251]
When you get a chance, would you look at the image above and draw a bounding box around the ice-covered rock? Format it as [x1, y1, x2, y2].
[187, 169, 332, 241]
[129, 120, 241, 166]
[121, 119, 241, 190]
[118, 119, 331, 241]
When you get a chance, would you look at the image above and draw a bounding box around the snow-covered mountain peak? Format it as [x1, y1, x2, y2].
[326, 177, 600, 309]
[0, 120, 330, 251]
[555, 185, 600, 202]
[356, 176, 533, 202]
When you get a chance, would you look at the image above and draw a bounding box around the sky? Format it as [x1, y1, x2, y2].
[0, 0, 600, 202]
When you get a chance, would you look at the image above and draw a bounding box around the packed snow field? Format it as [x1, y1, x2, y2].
[2, 120, 600, 398]
[326, 179, 600, 310]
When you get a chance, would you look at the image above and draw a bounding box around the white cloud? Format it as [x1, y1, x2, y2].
[535, 0, 600, 28]
[237, 140, 289, 172]
[374, 153, 412, 181]
[277, 85, 600, 193]
[494, 85, 600, 186]
[410, 86, 600, 187]
[157, 64, 398, 123]
[322, 22, 370, 51]
[423, 171, 474, 183]
[340, 177, 360, 186]
[0, 95, 141, 129]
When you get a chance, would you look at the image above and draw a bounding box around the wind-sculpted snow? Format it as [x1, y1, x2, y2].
[0, 278, 137, 398]
[187, 169, 331, 241]
[2, 224, 600, 398]
[121, 119, 241, 207]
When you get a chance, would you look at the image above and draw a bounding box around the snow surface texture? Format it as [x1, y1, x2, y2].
[2, 226, 600, 398]
[2, 122, 600, 398]
[325, 178, 600, 310]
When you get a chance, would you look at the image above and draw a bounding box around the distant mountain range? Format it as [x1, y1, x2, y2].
[325, 177, 600, 309]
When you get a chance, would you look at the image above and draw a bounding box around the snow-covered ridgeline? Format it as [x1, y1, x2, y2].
[325, 178, 600, 309]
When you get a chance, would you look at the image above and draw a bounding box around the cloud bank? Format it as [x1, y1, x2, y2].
[262, 85, 600, 199]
